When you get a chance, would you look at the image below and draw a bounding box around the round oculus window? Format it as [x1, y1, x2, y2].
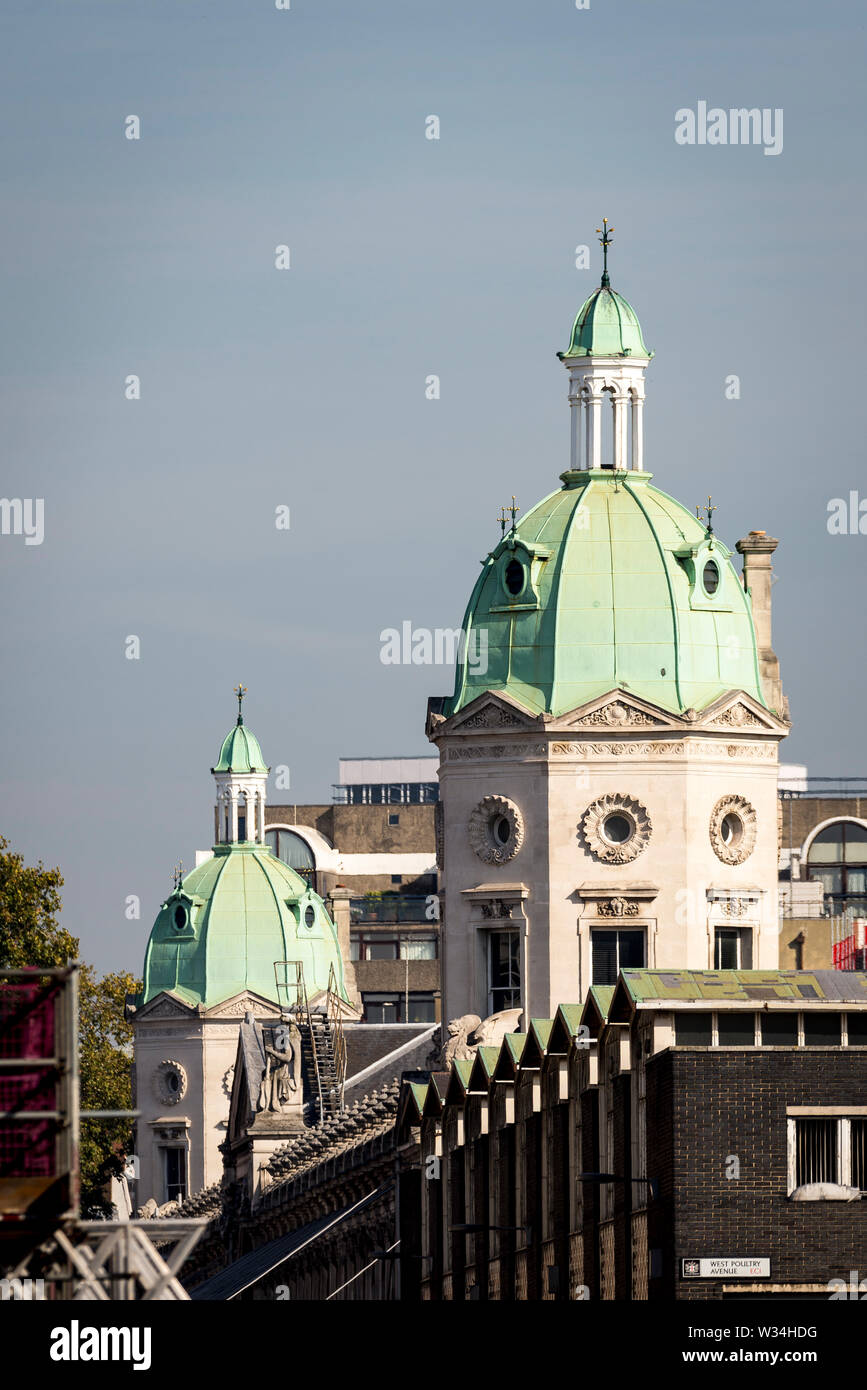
[504, 559, 525, 597]
[468, 795, 525, 865]
[601, 813, 633, 846]
[304, 904, 316, 928]
[172, 904, 187, 931]
[710, 795, 757, 865]
[702, 559, 720, 595]
[493, 814, 512, 846]
[580, 794, 652, 865]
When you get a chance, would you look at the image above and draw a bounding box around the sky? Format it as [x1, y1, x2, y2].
[2, 0, 866, 974]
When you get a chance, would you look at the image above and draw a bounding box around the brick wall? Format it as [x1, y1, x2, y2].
[646, 1048, 867, 1299]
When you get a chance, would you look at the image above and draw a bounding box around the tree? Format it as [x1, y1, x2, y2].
[0, 836, 140, 1216]
[0, 834, 77, 967]
[79, 966, 139, 1216]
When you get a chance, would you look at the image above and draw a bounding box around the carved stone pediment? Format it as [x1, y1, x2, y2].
[435, 692, 540, 737]
[136, 992, 196, 1021]
[556, 692, 671, 732]
[205, 992, 281, 1019]
[696, 693, 787, 735]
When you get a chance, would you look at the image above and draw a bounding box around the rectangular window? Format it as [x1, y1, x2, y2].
[852, 1119, 867, 1192]
[164, 1147, 187, 1204]
[363, 993, 400, 1023]
[717, 1012, 756, 1046]
[391, 874, 402, 884]
[788, 1112, 867, 1194]
[388, 813, 400, 826]
[761, 1014, 799, 1046]
[488, 931, 520, 1013]
[591, 929, 645, 986]
[361, 991, 436, 1024]
[400, 935, 437, 960]
[365, 938, 399, 961]
[675, 1012, 713, 1046]
[848, 1014, 867, 1045]
[714, 928, 753, 970]
[803, 1012, 841, 1046]
[406, 993, 436, 1024]
[794, 1117, 838, 1186]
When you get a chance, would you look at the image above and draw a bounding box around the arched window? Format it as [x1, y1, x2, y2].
[806, 821, 867, 918]
[265, 828, 316, 887]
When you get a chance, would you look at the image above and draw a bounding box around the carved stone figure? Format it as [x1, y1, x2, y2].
[442, 1015, 481, 1066]
[439, 1007, 524, 1065]
[257, 1023, 302, 1113]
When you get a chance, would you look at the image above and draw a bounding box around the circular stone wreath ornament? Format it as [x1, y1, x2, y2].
[580, 794, 652, 864]
[153, 1059, 187, 1106]
[710, 794, 757, 865]
[468, 794, 525, 864]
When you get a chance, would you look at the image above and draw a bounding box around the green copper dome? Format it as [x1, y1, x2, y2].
[212, 719, 268, 774]
[141, 845, 349, 1009]
[560, 284, 652, 359]
[446, 470, 770, 720]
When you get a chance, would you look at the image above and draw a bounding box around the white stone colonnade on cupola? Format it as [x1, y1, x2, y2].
[566, 358, 648, 472]
[214, 778, 267, 844]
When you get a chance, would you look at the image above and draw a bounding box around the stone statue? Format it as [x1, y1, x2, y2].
[439, 1008, 524, 1067]
[257, 1022, 302, 1113]
[442, 1015, 481, 1066]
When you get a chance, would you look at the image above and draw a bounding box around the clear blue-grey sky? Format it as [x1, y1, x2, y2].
[2, 0, 865, 974]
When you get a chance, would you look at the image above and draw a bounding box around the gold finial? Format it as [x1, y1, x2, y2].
[596, 217, 614, 286]
[172, 861, 183, 890]
[696, 496, 717, 535]
[497, 505, 509, 538]
[234, 683, 247, 725]
[509, 495, 520, 531]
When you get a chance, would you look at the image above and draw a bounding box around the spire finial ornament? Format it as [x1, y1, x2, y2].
[172, 861, 183, 890]
[508, 496, 520, 533]
[497, 505, 508, 538]
[596, 217, 614, 288]
[696, 497, 717, 536]
[234, 683, 247, 726]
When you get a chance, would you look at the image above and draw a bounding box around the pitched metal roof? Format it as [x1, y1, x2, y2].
[189, 1188, 385, 1300]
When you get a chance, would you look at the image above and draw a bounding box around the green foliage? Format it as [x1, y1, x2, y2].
[79, 966, 140, 1217]
[0, 836, 141, 1217]
[0, 834, 77, 967]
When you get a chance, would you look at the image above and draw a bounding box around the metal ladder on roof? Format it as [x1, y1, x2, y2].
[274, 961, 346, 1124]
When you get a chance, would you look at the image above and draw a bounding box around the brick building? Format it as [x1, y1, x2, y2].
[414, 969, 867, 1301]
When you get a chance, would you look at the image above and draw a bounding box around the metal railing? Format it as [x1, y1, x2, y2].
[350, 896, 434, 925]
[326, 963, 347, 1107]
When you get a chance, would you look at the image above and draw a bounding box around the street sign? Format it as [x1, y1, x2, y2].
[682, 1258, 770, 1278]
